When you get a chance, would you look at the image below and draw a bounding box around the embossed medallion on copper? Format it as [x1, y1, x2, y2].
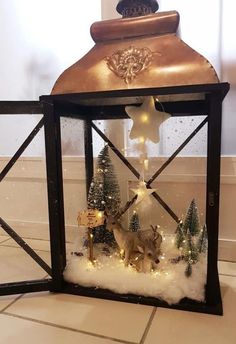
[106, 46, 153, 84]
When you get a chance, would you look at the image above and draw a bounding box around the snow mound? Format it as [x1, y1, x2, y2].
[64, 235, 207, 305]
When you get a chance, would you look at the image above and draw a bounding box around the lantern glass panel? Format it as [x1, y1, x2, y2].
[62, 95, 209, 307]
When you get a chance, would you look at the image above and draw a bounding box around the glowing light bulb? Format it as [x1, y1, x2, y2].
[144, 159, 149, 170]
[139, 136, 145, 143]
[141, 114, 149, 123]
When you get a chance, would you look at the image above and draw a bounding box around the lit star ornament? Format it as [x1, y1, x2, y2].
[131, 180, 156, 205]
[126, 96, 170, 143]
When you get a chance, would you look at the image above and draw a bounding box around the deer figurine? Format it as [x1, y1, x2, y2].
[105, 213, 162, 270]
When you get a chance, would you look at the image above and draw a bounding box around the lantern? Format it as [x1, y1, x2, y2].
[0, 0, 229, 315]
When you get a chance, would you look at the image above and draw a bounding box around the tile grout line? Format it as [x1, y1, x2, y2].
[2, 312, 137, 344]
[0, 294, 24, 313]
[0, 244, 50, 253]
[0, 236, 72, 244]
[0, 238, 11, 244]
[139, 307, 157, 344]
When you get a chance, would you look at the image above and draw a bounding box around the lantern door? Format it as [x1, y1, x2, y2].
[0, 101, 52, 296]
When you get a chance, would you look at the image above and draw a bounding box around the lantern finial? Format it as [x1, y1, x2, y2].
[116, 0, 159, 18]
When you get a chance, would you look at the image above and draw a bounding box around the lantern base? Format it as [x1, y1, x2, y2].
[60, 281, 223, 315]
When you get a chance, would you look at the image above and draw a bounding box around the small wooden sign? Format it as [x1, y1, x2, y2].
[77, 209, 105, 228]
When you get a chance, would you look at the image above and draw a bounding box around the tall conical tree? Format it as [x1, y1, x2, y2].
[197, 224, 208, 254]
[87, 145, 121, 245]
[183, 230, 199, 277]
[129, 211, 140, 232]
[96, 145, 121, 216]
[175, 221, 185, 249]
[87, 175, 104, 210]
[183, 199, 200, 237]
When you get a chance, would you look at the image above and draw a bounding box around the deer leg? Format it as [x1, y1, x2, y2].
[124, 249, 130, 267]
[119, 248, 125, 259]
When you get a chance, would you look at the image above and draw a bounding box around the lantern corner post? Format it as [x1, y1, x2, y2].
[205, 91, 223, 313]
[42, 98, 66, 292]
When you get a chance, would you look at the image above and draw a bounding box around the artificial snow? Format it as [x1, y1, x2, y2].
[64, 233, 207, 305]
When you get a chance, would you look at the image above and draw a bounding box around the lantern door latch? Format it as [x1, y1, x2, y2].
[208, 192, 215, 207]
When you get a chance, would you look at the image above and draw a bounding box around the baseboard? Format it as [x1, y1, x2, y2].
[1, 219, 235, 262]
[1, 156, 236, 261]
[218, 239, 236, 262]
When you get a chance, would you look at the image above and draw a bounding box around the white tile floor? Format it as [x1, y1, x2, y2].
[0, 235, 236, 344]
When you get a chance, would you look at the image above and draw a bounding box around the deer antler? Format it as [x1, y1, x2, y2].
[150, 225, 158, 241]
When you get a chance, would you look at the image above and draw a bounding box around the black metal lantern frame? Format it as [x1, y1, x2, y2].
[0, 82, 229, 315]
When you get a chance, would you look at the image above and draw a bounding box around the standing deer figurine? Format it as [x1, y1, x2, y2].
[105, 213, 162, 270]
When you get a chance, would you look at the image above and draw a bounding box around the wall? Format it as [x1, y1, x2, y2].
[0, 0, 101, 156]
[99, 0, 236, 261]
[0, 1, 236, 261]
[101, 0, 236, 155]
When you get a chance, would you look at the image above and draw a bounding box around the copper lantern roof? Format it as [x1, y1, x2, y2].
[51, 1, 219, 96]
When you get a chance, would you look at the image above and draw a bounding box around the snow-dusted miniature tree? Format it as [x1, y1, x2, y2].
[183, 199, 200, 237]
[87, 145, 120, 245]
[184, 230, 199, 277]
[197, 224, 208, 254]
[129, 211, 140, 232]
[87, 176, 104, 210]
[175, 220, 185, 249]
[97, 145, 121, 216]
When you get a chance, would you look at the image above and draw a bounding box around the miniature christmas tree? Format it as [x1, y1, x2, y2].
[97, 145, 121, 215]
[183, 199, 200, 237]
[129, 211, 140, 232]
[175, 220, 185, 249]
[197, 224, 208, 254]
[184, 230, 199, 277]
[87, 176, 104, 210]
[87, 145, 121, 245]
